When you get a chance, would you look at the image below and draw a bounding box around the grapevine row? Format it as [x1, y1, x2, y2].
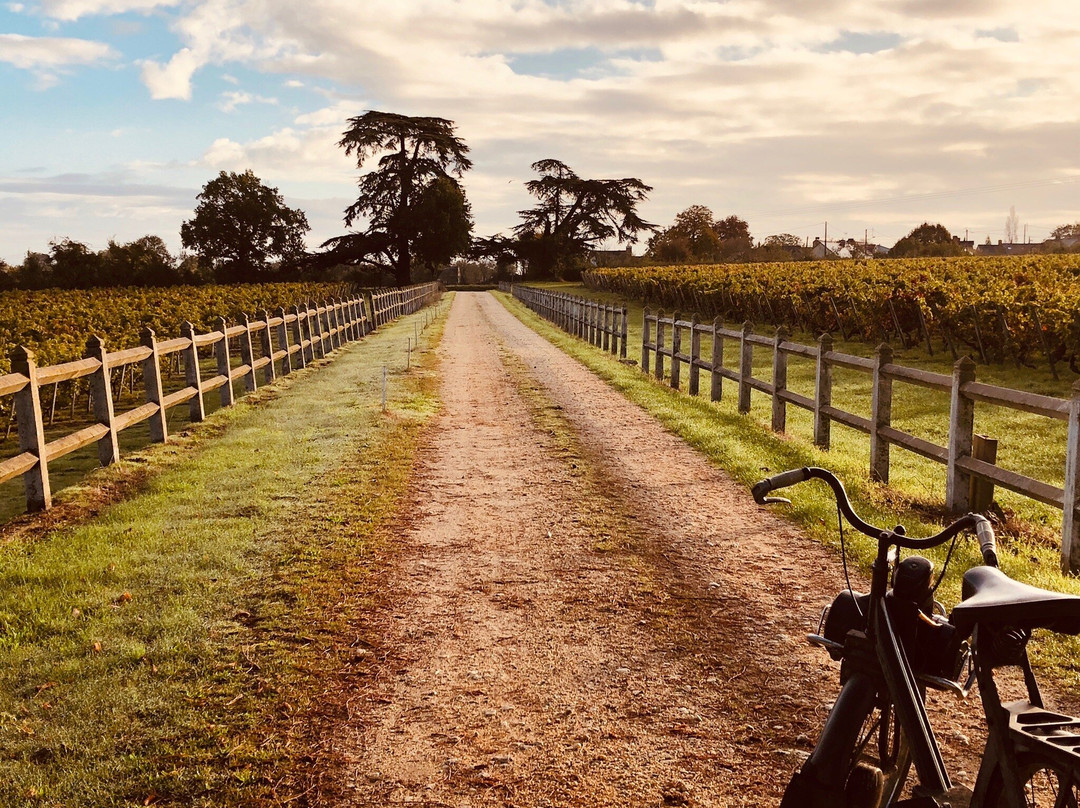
[583, 256, 1080, 374]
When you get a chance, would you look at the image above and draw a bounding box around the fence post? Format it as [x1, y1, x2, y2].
[329, 299, 341, 350]
[11, 347, 51, 511]
[870, 343, 893, 483]
[620, 306, 628, 359]
[710, 317, 723, 402]
[180, 322, 205, 422]
[655, 310, 666, 381]
[670, 311, 682, 391]
[689, 315, 701, 397]
[642, 307, 652, 374]
[239, 315, 258, 393]
[85, 336, 120, 466]
[290, 306, 307, 368]
[946, 356, 977, 512]
[1061, 381, 1080, 573]
[215, 316, 235, 408]
[603, 305, 612, 352]
[277, 308, 292, 375]
[772, 326, 789, 432]
[814, 333, 833, 450]
[259, 311, 276, 385]
[309, 303, 325, 359]
[738, 321, 753, 414]
[141, 327, 168, 443]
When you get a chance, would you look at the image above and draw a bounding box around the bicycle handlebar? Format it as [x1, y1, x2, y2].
[752, 467, 998, 566]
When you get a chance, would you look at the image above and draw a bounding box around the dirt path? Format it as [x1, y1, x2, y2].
[337, 292, 989, 807]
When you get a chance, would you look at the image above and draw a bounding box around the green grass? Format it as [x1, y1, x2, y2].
[494, 289, 1080, 685]
[0, 299, 449, 807]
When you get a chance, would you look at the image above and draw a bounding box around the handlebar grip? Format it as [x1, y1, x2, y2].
[975, 516, 998, 567]
[752, 467, 811, 504]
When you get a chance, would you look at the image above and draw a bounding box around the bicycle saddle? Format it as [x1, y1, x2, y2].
[950, 566, 1080, 635]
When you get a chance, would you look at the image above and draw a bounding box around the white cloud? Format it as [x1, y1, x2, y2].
[140, 48, 200, 100]
[0, 33, 115, 70]
[217, 90, 278, 112]
[37, 0, 177, 21]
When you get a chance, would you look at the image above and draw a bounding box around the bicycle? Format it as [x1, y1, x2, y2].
[752, 466, 1080, 808]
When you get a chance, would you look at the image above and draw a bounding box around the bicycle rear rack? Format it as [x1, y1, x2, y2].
[1007, 700, 1080, 769]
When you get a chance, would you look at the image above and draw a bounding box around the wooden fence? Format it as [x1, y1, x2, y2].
[641, 308, 1080, 573]
[505, 284, 629, 359]
[1, 282, 441, 516]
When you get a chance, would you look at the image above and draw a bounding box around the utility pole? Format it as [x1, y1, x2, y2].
[824, 221, 828, 256]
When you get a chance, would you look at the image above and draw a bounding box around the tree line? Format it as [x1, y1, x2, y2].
[4, 109, 1078, 290]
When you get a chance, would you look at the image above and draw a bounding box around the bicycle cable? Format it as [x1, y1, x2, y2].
[838, 498, 863, 618]
[929, 531, 960, 597]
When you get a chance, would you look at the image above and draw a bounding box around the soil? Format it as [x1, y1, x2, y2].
[333, 293, 1036, 807]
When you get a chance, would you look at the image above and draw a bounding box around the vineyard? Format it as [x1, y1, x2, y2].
[0, 282, 351, 373]
[583, 256, 1080, 374]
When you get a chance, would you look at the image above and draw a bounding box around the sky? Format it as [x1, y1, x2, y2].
[2, 0, 1080, 265]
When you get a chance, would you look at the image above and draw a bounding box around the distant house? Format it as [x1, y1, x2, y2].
[976, 240, 1043, 256]
[589, 246, 635, 267]
[817, 238, 889, 259]
[811, 238, 837, 259]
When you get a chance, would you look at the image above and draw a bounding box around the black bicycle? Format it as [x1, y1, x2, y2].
[753, 467, 1080, 808]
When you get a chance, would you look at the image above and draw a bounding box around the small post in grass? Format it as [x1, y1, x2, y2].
[969, 434, 998, 513]
[382, 365, 388, 413]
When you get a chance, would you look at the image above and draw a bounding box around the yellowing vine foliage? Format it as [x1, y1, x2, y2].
[0, 282, 350, 375]
[584, 256, 1080, 365]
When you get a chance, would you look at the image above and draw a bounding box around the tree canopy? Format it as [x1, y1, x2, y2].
[889, 222, 965, 258]
[324, 111, 474, 285]
[511, 159, 653, 278]
[180, 170, 310, 282]
[645, 206, 751, 264]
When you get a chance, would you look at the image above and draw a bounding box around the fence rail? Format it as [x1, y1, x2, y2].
[640, 308, 1080, 573]
[503, 284, 629, 360]
[1, 282, 441, 517]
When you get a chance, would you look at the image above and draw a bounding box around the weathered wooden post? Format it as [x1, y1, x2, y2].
[738, 322, 753, 414]
[814, 333, 833, 450]
[141, 327, 168, 443]
[642, 307, 652, 374]
[870, 343, 893, 483]
[946, 356, 977, 512]
[308, 303, 324, 360]
[689, 315, 701, 397]
[180, 322, 205, 422]
[215, 316, 235, 408]
[330, 299, 342, 350]
[238, 315, 258, 393]
[1061, 381, 1080, 573]
[710, 317, 723, 402]
[86, 336, 120, 466]
[620, 306, 628, 359]
[259, 311, 276, 385]
[11, 347, 51, 511]
[277, 308, 292, 375]
[290, 306, 307, 368]
[655, 310, 666, 381]
[969, 435, 998, 512]
[772, 326, 789, 433]
[670, 312, 682, 391]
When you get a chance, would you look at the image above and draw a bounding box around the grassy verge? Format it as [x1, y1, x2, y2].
[493, 290, 1080, 685]
[0, 299, 449, 807]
